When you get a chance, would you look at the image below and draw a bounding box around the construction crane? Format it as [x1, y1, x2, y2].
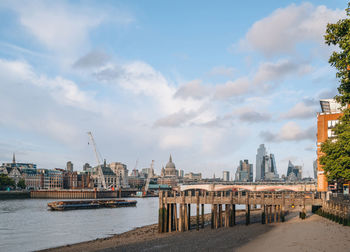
[144, 160, 154, 195]
[132, 159, 139, 176]
[87, 132, 107, 189]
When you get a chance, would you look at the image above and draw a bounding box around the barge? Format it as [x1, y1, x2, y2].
[47, 199, 137, 211]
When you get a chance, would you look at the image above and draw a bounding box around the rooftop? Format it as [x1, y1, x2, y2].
[320, 99, 343, 114]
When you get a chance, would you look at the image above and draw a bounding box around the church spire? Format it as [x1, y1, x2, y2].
[169, 154, 172, 163]
[12, 153, 16, 164]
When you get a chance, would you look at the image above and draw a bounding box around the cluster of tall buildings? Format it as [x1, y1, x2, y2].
[235, 160, 253, 182]
[232, 144, 308, 182]
[255, 144, 279, 181]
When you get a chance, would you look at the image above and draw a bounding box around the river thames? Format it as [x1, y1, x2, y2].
[0, 198, 160, 252]
[0, 197, 245, 252]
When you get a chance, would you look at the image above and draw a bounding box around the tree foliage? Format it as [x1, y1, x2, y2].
[320, 2, 350, 183]
[0, 174, 15, 190]
[324, 3, 350, 106]
[17, 179, 26, 190]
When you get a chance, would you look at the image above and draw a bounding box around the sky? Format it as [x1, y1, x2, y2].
[0, 0, 347, 179]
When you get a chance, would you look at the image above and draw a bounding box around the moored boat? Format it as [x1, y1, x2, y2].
[47, 199, 137, 211]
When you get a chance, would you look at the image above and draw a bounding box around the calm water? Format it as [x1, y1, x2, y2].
[0, 198, 159, 252]
[0, 198, 245, 252]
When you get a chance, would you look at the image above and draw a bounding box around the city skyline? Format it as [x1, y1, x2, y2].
[0, 1, 346, 178]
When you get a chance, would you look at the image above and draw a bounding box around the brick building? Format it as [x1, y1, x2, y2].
[316, 99, 343, 191]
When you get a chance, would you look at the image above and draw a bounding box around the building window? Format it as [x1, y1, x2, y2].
[327, 120, 339, 128]
[328, 129, 336, 138]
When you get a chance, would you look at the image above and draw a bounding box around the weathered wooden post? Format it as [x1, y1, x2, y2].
[168, 202, 172, 233]
[278, 205, 281, 222]
[174, 202, 178, 231]
[214, 204, 218, 229]
[218, 204, 223, 228]
[158, 191, 164, 233]
[225, 204, 230, 227]
[201, 203, 205, 229]
[196, 191, 200, 230]
[211, 203, 215, 229]
[164, 191, 168, 232]
[179, 191, 184, 232]
[281, 192, 285, 222]
[246, 191, 250, 225]
[188, 204, 191, 230]
[184, 203, 188, 231]
[274, 205, 277, 223]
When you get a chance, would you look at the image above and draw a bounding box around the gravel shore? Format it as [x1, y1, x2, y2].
[40, 210, 350, 252]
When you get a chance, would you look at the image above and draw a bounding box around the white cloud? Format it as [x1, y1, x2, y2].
[235, 107, 271, 123]
[174, 80, 212, 100]
[260, 121, 315, 142]
[280, 102, 317, 119]
[154, 110, 198, 128]
[6, 1, 133, 53]
[208, 66, 235, 77]
[214, 59, 311, 99]
[240, 3, 345, 56]
[214, 77, 251, 99]
[159, 134, 192, 149]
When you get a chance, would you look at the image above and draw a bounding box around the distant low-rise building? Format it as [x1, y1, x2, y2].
[184, 172, 202, 180]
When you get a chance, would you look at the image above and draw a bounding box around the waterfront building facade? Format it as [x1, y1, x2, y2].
[109, 162, 129, 188]
[317, 99, 343, 191]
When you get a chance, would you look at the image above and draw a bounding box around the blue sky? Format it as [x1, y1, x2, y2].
[0, 0, 346, 178]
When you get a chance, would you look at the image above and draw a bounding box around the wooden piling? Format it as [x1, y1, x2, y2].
[246, 192, 250, 225]
[196, 191, 200, 231]
[164, 192, 168, 232]
[201, 204, 205, 229]
[188, 204, 191, 230]
[158, 191, 164, 233]
[211, 203, 215, 229]
[174, 203, 178, 231]
[231, 204, 236, 226]
[168, 203, 172, 232]
[219, 204, 222, 228]
[214, 204, 218, 229]
[185, 203, 189, 231]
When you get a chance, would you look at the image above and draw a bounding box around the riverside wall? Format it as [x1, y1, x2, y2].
[30, 189, 137, 199]
[0, 191, 30, 199]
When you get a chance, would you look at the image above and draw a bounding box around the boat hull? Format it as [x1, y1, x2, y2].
[48, 199, 137, 211]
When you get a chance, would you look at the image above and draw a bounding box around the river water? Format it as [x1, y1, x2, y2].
[0, 198, 245, 252]
[0, 198, 160, 252]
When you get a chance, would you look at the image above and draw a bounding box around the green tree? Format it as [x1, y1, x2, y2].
[0, 174, 16, 190]
[324, 3, 350, 106]
[17, 179, 26, 190]
[320, 2, 350, 188]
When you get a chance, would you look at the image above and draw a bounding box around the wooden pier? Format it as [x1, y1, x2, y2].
[158, 190, 323, 233]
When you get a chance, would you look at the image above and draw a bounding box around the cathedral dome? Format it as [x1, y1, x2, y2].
[165, 155, 176, 169]
[164, 155, 177, 176]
